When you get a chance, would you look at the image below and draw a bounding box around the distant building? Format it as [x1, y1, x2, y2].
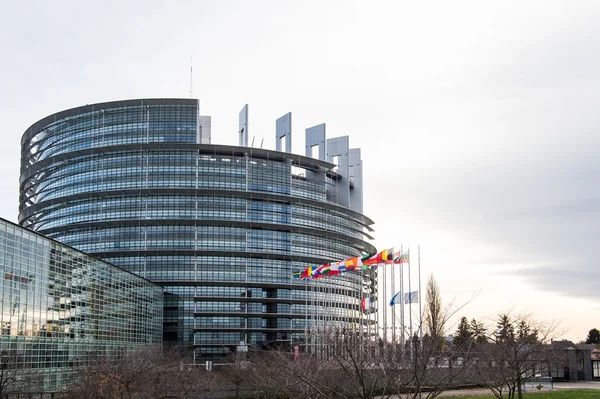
[0, 218, 163, 393]
[19, 99, 376, 362]
[591, 345, 600, 379]
[550, 340, 594, 381]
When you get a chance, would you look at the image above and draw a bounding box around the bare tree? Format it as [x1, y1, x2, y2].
[244, 350, 309, 399]
[244, 349, 337, 399]
[318, 328, 392, 399]
[213, 316, 473, 399]
[0, 348, 26, 398]
[475, 313, 560, 399]
[290, 305, 474, 399]
[249, 326, 396, 399]
[145, 346, 218, 399]
[423, 275, 444, 349]
[62, 345, 217, 399]
[62, 346, 159, 399]
[386, 284, 475, 399]
[216, 354, 253, 399]
[385, 325, 476, 399]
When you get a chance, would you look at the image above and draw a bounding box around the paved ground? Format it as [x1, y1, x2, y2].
[437, 388, 494, 397]
[433, 381, 600, 397]
[554, 381, 600, 390]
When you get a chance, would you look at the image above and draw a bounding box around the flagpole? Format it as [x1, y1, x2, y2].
[324, 275, 328, 359]
[399, 245, 404, 348]
[383, 251, 387, 343]
[408, 248, 413, 344]
[418, 245, 423, 345]
[365, 270, 369, 359]
[319, 277, 324, 358]
[375, 267, 379, 358]
[360, 268, 364, 356]
[372, 267, 377, 359]
[314, 277, 318, 355]
[345, 273, 349, 350]
[309, 277, 313, 354]
[304, 269, 308, 353]
[391, 248, 396, 347]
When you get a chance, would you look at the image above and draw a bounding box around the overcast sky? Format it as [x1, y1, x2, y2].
[1, 0, 599, 341]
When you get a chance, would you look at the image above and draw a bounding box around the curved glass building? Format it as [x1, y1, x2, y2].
[19, 98, 376, 361]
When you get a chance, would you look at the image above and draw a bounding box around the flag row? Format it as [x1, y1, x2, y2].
[292, 248, 409, 280]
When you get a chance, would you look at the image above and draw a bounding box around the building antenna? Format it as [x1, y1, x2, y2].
[189, 56, 193, 98]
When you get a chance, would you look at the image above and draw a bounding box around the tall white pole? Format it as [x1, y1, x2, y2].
[383, 252, 387, 342]
[189, 56, 193, 98]
[399, 247, 404, 347]
[360, 268, 364, 355]
[408, 248, 413, 342]
[374, 267, 379, 357]
[418, 245, 423, 345]
[391, 248, 396, 346]
[304, 271, 308, 352]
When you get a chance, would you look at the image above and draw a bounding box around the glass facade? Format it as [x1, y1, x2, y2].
[19, 98, 376, 361]
[0, 219, 163, 393]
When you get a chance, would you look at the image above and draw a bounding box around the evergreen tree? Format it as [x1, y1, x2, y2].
[586, 328, 600, 344]
[470, 318, 488, 344]
[495, 314, 515, 343]
[453, 316, 472, 348]
[517, 320, 538, 343]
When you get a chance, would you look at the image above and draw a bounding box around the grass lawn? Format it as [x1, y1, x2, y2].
[449, 390, 599, 399]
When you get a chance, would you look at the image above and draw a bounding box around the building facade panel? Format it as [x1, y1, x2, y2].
[0, 219, 163, 393]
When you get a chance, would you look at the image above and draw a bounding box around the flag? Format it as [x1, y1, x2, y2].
[330, 260, 346, 273]
[404, 291, 419, 304]
[313, 264, 328, 277]
[361, 297, 375, 311]
[384, 248, 400, 265]
[362, 252, 379, 266]
[329, 262, 343, 275]
[321, 264, 335, 275]
[300, 267, 313, 280]
[389, 291, 401, 306]
[344, 256, 362, 272]
[394, 251, 409, 264]
[364, 248, 394, 266]
[292, 270, 301, 279]
[382, 247, 394, 261]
